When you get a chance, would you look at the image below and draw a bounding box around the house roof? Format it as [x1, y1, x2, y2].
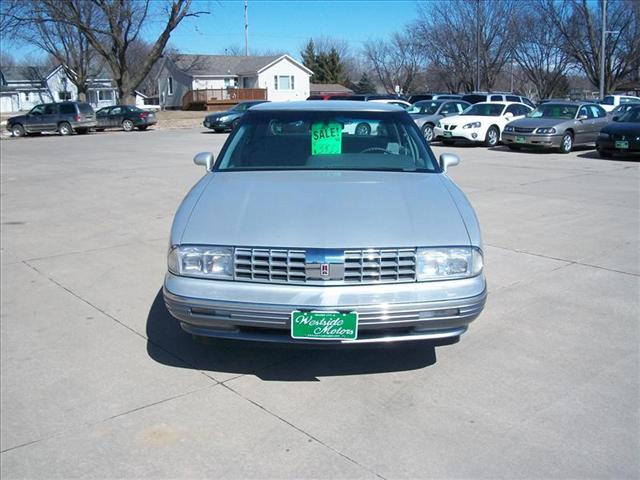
[310, 83, 353, 94]
[170, 54, 313, 77]
[1, 66, 47, 83]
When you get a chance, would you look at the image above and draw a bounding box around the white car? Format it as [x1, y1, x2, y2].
[433, 102, 532, 147]
[599, 95, 640, 113]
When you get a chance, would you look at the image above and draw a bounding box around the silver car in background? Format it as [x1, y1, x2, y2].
[164, 101, 486, 345]
[502, 101, 609, 153]
[409, 99, 471, 142]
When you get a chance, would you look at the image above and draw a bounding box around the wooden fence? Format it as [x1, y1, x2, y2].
[182, 88, 267, 110]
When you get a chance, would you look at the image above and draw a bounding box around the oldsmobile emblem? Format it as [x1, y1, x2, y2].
[305, 249, 345, 280]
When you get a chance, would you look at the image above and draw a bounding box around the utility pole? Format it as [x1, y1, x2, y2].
[476, 0, 480, 92]
[244, 0, 249, 56]
[599, 0, 606, 99]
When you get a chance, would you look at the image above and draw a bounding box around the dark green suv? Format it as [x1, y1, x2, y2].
[7, 102, 96, 137]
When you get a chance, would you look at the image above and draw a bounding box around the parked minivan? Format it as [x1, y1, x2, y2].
[6, 102, 96, 137]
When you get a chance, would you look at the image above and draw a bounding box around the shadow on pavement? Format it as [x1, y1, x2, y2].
[145, 289, 440, 381]
[576, 150, 639, 161]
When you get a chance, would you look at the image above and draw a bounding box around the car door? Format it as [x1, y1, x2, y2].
[574, 105, 594, 144]
[24, 105, 46, 132]
[588, 105, 608, 141]
[109, 106, 124, 128]
[41, 103, 58, 131]
[96, 107, 111, 128]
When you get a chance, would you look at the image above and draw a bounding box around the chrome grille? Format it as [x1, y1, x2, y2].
[233, 247, 417, 285]
[344, 248, 416, 283]
[515, 127, 535, 133]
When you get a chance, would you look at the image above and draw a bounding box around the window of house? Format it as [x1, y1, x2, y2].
[168, 76, 174, 95]
[24, 92, 31, 101]
[224, 77, 237, 88]
[98, 90, 113, 101]
[274, 75, 294, 90]
[59, 91, 72, 101]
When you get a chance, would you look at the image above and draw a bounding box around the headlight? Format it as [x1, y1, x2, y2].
[168, 246, 233, 279]
[504, 125, 514, 132]
[535, 127, 557, 134]
[463, 122, 481, 129]
[598, 132, 611, 139]
[218, 115, 232, 122]
[416, 247, 483, 281]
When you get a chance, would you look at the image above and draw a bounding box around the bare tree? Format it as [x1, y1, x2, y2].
[511, 8, 573, 99]
[363, 32, 425, 94]
[413, 0, 518, 92]
[46, 0, 208, 104]
[541, 0, 640, 93]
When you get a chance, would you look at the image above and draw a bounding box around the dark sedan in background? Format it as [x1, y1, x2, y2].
[203, 100, 269, 132]
[596, 106, 640, 158]
[95, 105, 156, 131]
[502, 101, 608, 153]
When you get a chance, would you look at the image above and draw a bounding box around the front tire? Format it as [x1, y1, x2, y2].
[58, 122, 73, 136]
[421, 123, 435, 142]
[559, 132, 573, 153]
[122, 119, 135, 132]
[484, 126, 499, 147]
[11, 124, 25, 137]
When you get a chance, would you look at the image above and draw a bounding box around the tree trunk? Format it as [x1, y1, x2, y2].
[77, 89, 87, 102]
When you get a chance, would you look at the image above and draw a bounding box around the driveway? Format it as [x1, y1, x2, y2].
[1, 128, 638, 478]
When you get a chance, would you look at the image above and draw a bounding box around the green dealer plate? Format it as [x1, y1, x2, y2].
[291, 311, 358, 340]
[443, 131, 452, 138]
[515, 135, 526, 143]
[615, 140, 629, 149]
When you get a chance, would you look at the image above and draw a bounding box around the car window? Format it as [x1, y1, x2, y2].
[29, 105, 45, 115]
[461, 94, 487, 104]
[619, 108, 640, 122]
[440, 102, 458, 115]
[97, 107, 110, 116]
[578, 106, 593, 118]
[454, 102, 466, 112]
[601, 96, 614, 105]
[506, 95, 519, 102]
[408, 101, 440, 115]
[528, 104, 578, 119]
[111, 107, 122, 115]
[59, 104, 75, 115]
[43, 104, 57, 115]
[216, 110, 440, 173]
[505, 104, 520, 115]
[78, 103, 93, 114]
[462, 103, 505, 116]
[490, 95, 503, 102]
[620, 97, 640, 104]
[522, 98, 535, 108]
[589, 105, 606, 118]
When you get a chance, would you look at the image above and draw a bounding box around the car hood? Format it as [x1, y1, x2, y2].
[180, 171, 471, 248]
[441, 115, 492, 125]
[206, 110, 240, 120]
[601, 122, 640, 135]
[507, 117, 569, 129]
[7, 114, 26, 123]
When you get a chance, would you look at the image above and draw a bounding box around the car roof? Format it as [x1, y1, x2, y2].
[541, 100, 599, 106]
[251, 100, 404, 112]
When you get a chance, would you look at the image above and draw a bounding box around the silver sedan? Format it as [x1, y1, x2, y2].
[409, 100, 471, 142]
[164, 101, 486, 345]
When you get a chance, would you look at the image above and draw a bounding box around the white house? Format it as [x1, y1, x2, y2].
[156, 54, 312, 109]
[0, 65, 146, 113]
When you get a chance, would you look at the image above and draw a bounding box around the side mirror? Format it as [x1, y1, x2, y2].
[193, 151, 215, 170]
[578, 114, 588, 120]
[504, 112, 514, 119]
[612, 116, 619, 122]
[439, 153, 460, 172]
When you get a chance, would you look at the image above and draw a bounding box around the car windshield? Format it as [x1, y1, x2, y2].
[408, 101, 441, 115]
[231, 103, 254, 112]
[462, 103, 504, 116]
[528, 104, 578, 119]
[78, 103, 93, 114]
[216, 110, 440, 173]
[619, 108, 640, 122]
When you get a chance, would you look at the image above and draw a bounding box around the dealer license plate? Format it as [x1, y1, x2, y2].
[443, 131, 452, 138]
[615, 140, 629, 149]
[515, 135, 526, 143]
[291, 311, 358, 340]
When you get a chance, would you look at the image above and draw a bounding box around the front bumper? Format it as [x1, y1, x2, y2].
[502, 132, 562, 148]
[203, 119, 233, 130]
[163, 273, 487, 344]
[433, 126, 485, 143]
[596, 137, 640, 154]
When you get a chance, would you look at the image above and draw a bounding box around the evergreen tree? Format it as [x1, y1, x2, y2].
[300, 39, 318, 81]
[315, 48, 346, 84]
[354, 72, 377, 94]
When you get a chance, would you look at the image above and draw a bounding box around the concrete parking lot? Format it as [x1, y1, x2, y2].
[1, 127, 638, 479]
